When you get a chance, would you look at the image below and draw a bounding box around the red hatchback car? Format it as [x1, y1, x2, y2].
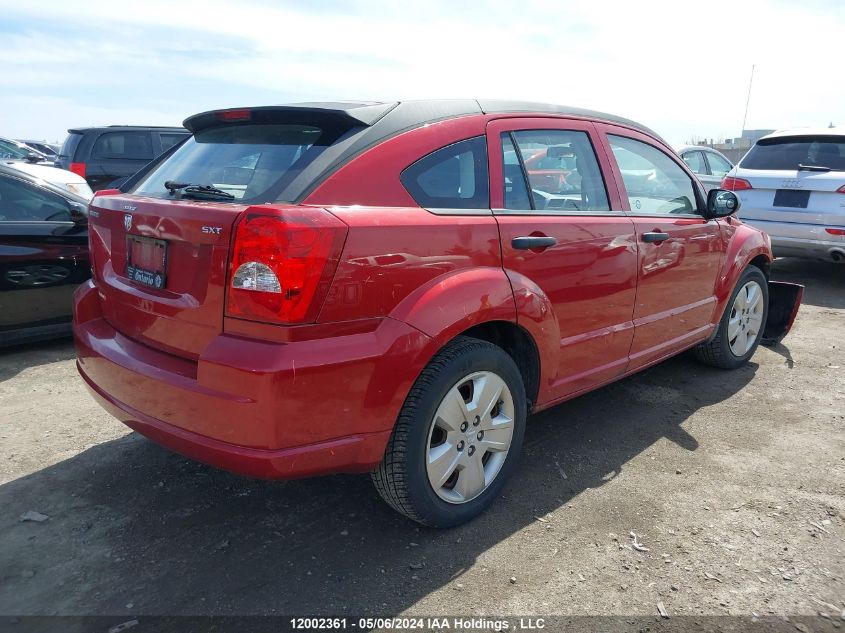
[73, 100, 802, 527]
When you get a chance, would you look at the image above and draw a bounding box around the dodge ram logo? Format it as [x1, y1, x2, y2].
[124, 214, 132, 231]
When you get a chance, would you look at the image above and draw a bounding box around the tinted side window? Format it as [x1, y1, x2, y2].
[160, 133, 188, 152]
[508, 130, 609, 212]
[706, 152, 732, 177]
[400, 137, 489, 209]
[681, 151, 706, 175]
[91, 132, 154, 160]
[609, 135, 698, 215]
[0, 175, 71, 222]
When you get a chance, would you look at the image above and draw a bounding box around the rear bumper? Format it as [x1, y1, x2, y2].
[741, 218, 845, 261]
[73, 281, 432, 478]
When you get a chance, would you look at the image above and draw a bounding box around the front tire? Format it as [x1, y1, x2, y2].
[371, 336, 527, 528]
[694, 265, 768, 369]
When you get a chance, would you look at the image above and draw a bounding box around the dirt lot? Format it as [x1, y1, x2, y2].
[0, 259, 843, 622]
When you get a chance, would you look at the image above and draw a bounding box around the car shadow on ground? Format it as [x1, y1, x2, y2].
[0, 337, 75, 383]
[0, 353, 757, 616]
[770, 258, 843, 309]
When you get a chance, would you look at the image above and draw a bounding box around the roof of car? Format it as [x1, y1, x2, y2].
[761, 127, 845, 140]
[183, 99, 667, 144]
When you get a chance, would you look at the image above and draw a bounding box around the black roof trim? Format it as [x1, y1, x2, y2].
[475, 99, 664, 143]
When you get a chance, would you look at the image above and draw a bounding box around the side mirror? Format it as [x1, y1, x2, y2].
[68, 201, 88, 224]
[706, 189, 740, 219]
[24, 152, 43, 164]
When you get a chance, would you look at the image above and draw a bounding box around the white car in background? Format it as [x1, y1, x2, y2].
[2, 160, 93, 200]
[722, 128, 845, 263]
[677, 145, 734, 192]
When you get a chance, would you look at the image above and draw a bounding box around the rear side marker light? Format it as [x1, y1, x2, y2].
[721, 176, 752, 191]
[226, 207, 348, 325]
[826, 228, 845, 236]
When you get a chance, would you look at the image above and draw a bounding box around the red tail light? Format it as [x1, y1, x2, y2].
[226, 207, 348, 324]
[826, 228, 845, 236]
[836, 185, 845, 194]
[69, 162, 86, 178]
[721, 176, 752, 191]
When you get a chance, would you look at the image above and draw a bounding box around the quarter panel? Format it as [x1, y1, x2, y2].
[317, 206, 502, 323]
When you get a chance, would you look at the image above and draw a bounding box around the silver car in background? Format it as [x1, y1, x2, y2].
[723, 128, 845, 263]
[677, 145, 734, 191]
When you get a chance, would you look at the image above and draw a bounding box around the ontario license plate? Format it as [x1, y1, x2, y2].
[126, 235, 168, 289]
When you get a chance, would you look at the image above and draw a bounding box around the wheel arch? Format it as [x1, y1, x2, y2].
[459, 320, 541, 409]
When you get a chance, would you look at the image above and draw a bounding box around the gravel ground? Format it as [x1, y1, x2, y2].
[0, 258, 842, 622]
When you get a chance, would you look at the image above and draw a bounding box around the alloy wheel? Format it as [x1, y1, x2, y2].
[728, 280, 764, 356]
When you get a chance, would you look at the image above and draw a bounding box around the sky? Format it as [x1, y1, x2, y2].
[3, 0, 844, 147]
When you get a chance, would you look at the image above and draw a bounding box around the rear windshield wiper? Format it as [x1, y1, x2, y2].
[164, 181, 235, 200]
[797, 164, 831, 172]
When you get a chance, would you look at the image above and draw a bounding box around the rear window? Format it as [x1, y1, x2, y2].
[132, 124, 334, 203]
[58, 132, 82, 160]
[92, 132, 154, 160]
[741, 135, 845, 171]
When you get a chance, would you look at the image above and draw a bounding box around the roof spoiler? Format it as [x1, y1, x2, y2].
[183, 102, 398, 133]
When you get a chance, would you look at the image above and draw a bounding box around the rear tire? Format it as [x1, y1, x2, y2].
[371, 336, 527, 528]
[694, 265, 768, 369]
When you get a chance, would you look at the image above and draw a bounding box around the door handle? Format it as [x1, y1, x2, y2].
[642, 231, 670, 243]
[512, 236, 557, 250]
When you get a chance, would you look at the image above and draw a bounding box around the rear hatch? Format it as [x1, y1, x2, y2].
[731, 134, 845, 227]
[87, 104, 392, 359]
[88, 195, 245, 359]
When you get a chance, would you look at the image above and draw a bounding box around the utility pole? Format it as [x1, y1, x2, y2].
[741, 64, 755, 136]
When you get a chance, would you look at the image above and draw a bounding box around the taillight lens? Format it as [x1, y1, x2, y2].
[721, 176, 752, 191]
[69, 162, 86, 178]
[226, 207, 347, 324]
[826, 228, 845, 236]
[836, 185, 845, 194]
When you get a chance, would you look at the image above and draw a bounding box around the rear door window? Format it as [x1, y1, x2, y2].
[741, 135, 845, 170]
[504, 129, 609, 212]
[400, 136, 489, 209]
[92, 132, 154, 160]
[609, 135, 698, 215]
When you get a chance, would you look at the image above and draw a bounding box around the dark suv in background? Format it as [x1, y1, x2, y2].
[56, 125, 188, 191]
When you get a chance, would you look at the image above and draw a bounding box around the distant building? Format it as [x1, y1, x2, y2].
[695, 129, 776, 164]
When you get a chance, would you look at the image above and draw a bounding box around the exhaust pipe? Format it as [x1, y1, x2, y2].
[830, 248, 845, 262]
